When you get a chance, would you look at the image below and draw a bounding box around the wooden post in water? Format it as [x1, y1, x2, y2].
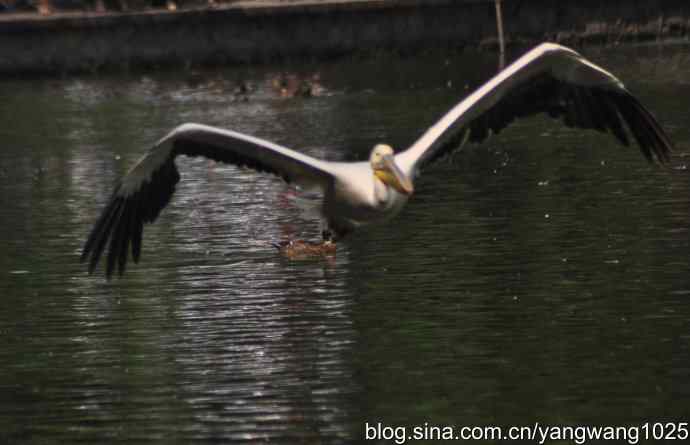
[495, 0, 506, 70]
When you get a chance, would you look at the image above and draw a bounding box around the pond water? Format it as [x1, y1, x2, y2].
[1, 44, 690, 443]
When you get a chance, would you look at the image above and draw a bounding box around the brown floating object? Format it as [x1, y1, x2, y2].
[273, 240, 337, 259]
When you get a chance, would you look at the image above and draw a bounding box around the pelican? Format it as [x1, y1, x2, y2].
[82, 43, 672, 278]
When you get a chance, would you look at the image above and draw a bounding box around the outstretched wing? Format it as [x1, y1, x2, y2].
[81, 123, 335, 278]
[396, 43, 672, 175]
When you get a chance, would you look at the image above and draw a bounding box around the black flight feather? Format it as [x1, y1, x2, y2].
[420, 72, 671, 169]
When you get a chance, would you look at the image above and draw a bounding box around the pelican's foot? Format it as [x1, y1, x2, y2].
[321, 229, 336, 242]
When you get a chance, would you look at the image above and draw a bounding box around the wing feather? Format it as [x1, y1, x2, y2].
[396, 43, 672, 173]
[82, 123, 335, 278]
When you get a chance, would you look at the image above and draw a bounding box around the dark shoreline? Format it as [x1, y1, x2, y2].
[1, 0, 690, 76]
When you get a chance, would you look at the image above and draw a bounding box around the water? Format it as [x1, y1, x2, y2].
[2, 44, 690, 443]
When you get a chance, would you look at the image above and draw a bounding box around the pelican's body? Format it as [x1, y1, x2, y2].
[322, 157, 412, 235]
[82, 43, 672, 277]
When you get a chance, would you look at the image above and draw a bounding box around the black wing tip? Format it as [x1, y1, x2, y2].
[81, 156, 181, 279]
[79, 192, 131, 280]
[613, 89, 673, 165]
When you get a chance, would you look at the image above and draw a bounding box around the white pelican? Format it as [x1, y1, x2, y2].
[82, 43, 672, 277]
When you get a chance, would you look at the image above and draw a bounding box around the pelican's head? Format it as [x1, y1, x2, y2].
[370, 144, 414, 195]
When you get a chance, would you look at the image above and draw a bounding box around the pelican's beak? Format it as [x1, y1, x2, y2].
[376, 154, 414, 195]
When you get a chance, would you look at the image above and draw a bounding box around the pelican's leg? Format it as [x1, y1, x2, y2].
[321, 229, 335, 243]
[318, 219, 334, 243]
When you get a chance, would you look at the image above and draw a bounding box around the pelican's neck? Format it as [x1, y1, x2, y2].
[373, 173, 394, 206]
